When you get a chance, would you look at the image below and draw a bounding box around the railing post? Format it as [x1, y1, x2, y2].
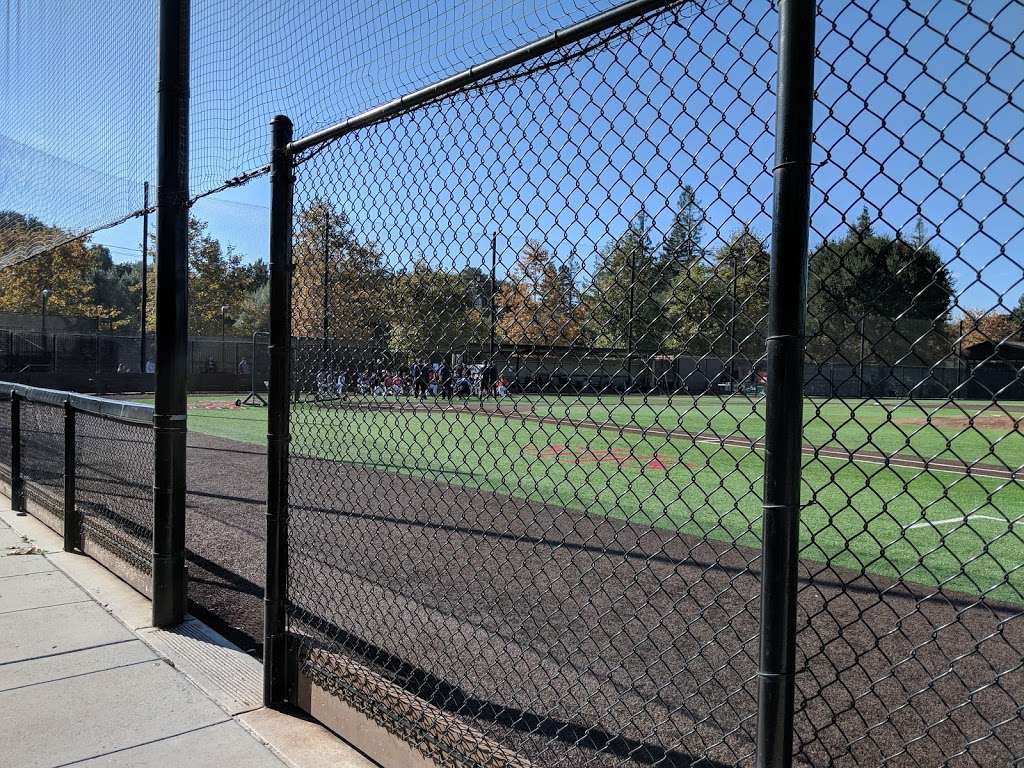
[10, 393, 24, 512]
[152, 0, 190, 628]
[265, 114, 294, 707]
[63, 401, 79, 552]
[757, 1, 816, 766]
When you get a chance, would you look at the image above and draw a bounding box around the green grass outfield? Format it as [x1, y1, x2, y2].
[177, 393, 1024, 605]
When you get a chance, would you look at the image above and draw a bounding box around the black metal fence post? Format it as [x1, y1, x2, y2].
[756, 1, 816, 766]
[265, 114, 294, 707]
[63, 400, 79, 552]
[152, 0, 190, 628]
[10, 393, 23, 512]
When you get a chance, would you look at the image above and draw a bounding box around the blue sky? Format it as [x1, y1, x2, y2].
[2, 0, 1021, 315]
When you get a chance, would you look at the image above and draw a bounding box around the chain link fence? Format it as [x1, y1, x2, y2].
[18, 399, 65, 513]
[75, 411, 155, 581]
[0, 384, 156, 594]
[262, 0, 1024, 766]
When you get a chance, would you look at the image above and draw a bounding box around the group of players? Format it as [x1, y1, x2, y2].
[316, 361, 511, 400]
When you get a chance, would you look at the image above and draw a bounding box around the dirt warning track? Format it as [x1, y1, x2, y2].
[182, 430, 1022, 767]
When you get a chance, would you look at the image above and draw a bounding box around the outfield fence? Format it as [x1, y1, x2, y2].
[0, 382, 157, 596]
[0, 328, 268, 377]
[262, 0, 1022, 767]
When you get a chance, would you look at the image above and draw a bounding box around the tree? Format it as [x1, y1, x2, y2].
[232, 283, 270, 334]
[239, 258, 269, 292]
[496, 241, 581, 346]
[661, 186, 705, 275]
[586, 211, 663, 350]
[456, 265, 492, 314]
[1010, 293, 1024, 328]
[291, 200, 389, 350]
[91, 248, 143, 330]
[806, 208, 955, 364]
[556, 249, 582, 310]
[957, 309, 1023, 350]
[663, 226, 769, 359]
[0, 211, 123, 322]
[388, 261, 484, 357]
[143, 216, 254, 334]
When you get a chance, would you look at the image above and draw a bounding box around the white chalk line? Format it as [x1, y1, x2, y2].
[906, 514, 1023, 530]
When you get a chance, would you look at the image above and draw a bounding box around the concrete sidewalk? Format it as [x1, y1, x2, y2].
[0, 502, 377, 768]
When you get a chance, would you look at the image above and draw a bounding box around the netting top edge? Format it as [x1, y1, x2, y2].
[286, 0, 689, 159]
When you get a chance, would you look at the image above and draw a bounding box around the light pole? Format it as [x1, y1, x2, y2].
[626, 244, 636, 392]
[140, 180, 150, 373]
[322, 212, 330, 361]
[41, 288, 52, 370]
[729, 247, 738, 392]
[489, 232, 497, 360]
[221, 304, 228, 371]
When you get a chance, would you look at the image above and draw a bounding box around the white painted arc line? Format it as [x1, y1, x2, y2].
[907, 515, 1023, 530]
[907, 517, 968, 529]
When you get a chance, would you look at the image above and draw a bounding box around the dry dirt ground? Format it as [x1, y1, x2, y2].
[184, 431, 1022, 768]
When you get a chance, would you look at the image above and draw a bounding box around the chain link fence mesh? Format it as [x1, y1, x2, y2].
[0, 387, 154, 586]
[286, 4, 770, 766]
[793, 2, 1024, 765]
[18, 399, 65, 517]
[75, 411, 154, 577]
[277, 1, 1023, 766]
[0, 395, 9, 481]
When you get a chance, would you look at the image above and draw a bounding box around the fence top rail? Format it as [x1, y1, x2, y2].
[287, 0, 678, 155]
[0, 381, 153, 425]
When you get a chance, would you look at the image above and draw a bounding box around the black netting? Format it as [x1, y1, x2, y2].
[0, 0, 157, 267]
[76, 412, 154, 576]
[19, 399, 65, 519]
[0, 0, 626, 271]
[0, 392, 10, 482]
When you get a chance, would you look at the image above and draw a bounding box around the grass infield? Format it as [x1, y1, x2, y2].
[175, 393, 1023, 605]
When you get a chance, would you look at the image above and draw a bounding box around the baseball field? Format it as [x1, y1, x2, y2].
[181, 392, 1023, 606]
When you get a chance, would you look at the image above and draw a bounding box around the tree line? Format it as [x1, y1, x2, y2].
[0, 211, 268, 336]
[291, 193, 1021, 366]
[3, 198, 1022, 363]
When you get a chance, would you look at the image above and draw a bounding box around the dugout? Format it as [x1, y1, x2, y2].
[958, 339, 1024, 400]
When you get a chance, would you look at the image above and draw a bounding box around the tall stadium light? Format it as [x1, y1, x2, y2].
[221, 304, 229, 371]
[152, 0, 190, 628]
[489, 232, 497, 360]
[41, 288, 51, 371]
[140, 180, 150, 373]
[322, 212, 330, 361]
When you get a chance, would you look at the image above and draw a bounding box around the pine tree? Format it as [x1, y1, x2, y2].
[587, 211, 662, 350]
[807, 208, 955, 364]
[661, 186, 704, 274]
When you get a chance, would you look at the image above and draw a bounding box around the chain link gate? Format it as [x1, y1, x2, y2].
[264, 1, 1023, 766]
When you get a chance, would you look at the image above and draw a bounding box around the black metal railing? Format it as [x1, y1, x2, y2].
[0, 382, 156, 594]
